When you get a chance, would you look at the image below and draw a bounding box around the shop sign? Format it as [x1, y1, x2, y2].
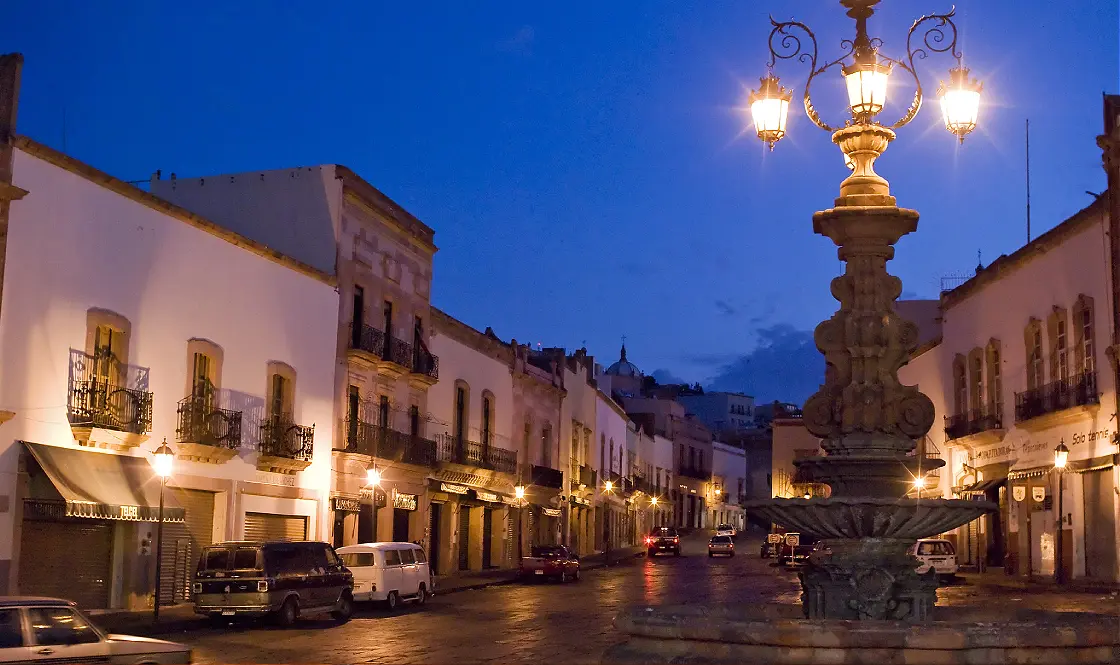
[475, 490, 499, 503]
[784, 534, 800, 547]
[502, 495, 519, 505]
[393, 491, 418, 511]
[1031, 487, 1046, 502]
[359, 487, 387, 507]
[332, 496, 361, 513]
[541, 507, 562, 517]
[1012, 486, 1026, 502]
[441, 482, 469, 495]
[569, 495, 590, 506]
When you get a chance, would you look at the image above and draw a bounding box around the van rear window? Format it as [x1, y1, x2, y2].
[232, 547, 260, 569]
[340, 552, 375, 567]
[198, 547, 261, 572]
[199, 548, 229, 572]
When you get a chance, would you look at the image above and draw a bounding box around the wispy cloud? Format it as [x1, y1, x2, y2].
[498, 25, 535, 55]
[705, 324, 823, 404]
[715, 299, 736, 316]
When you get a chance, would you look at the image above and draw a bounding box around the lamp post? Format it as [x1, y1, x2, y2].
[1054, 439, 1069, 584]
[650, 496, 659, 528]
[515, 485, 526, 562]
[603, 480, 614, 565]
[151, 439, 174, 622]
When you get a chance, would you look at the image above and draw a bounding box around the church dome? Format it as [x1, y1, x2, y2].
[604, 343, 642, 377]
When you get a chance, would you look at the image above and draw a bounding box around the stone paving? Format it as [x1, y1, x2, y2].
[165, 534, 1117, 664]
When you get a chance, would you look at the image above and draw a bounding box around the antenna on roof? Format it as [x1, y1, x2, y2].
[1026, 118, 1032, 244]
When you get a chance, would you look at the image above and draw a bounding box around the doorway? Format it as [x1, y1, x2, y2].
[458, 506, 471, 570]
[482, 507, 493, 569]
[393, 508, 411, 542]
[429, 503, 442, 576]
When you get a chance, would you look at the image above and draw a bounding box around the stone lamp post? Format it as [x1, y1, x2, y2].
[740, 0, 995, 622]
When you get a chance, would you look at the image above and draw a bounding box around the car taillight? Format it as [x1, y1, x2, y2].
[673, 537, 679, 543]
[192, 582, 202, 594]
[645, 538, 652, 545]
[257, 580, 269, 592]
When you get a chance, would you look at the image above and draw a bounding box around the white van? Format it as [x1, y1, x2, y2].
[335, 542, 434, 610]
[908, 538, 959, 578]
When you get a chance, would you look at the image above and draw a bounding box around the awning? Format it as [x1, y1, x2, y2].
[1007, 465, 1052, 481]
[23, 442, 184, 522]
[958, 476, 1006, 496]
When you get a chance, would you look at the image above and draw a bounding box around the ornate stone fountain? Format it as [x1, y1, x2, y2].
[603, 2, 1120, 662]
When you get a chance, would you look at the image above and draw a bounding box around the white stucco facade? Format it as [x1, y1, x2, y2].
[0, 141, 339, 607]
[898, 198, 1119, 583]
[711, 441, 746, 530]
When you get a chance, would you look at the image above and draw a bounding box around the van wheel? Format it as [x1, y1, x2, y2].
[385, 591, 399, 611]
[416, 585, 427, 606]
[275, 597, 298, 627]
[331, 592, 353, 623]
[573, 568, 580, 582]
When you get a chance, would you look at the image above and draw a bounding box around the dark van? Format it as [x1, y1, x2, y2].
[193, 541, 354, 626]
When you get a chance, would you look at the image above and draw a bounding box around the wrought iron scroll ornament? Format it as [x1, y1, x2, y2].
[764, 6, 963, 132]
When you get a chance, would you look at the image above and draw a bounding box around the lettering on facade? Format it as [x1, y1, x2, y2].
[541, 507, 562, 517]
[441, 482, 469, 495]
[393, 492, 418, 511]
[254, 471, 296, 487]
[970, 444, 1016, 463]
[1070, 429, 1112, 446]
[332, 496, 361, 513]
[475, 490, 498, 503]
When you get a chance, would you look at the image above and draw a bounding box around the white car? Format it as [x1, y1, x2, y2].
[0, 597, 191, 664]
[909, 539, 959, 577]
[715, 524, 737, 538]
[336, 542, 434, 611]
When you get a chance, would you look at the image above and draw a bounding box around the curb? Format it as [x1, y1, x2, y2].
[437, 549, 645, 595]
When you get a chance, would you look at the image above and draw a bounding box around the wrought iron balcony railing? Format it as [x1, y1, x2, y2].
[349, 323, 414, 369]
[412, 346, 439, 380]
[1014, 371, 1098, 423]
[436, 435, 518, 474]
[579, 464, 597, 488]
[259, 414, 314, 461]
[68, 381, 153, 435]
[176, 396, 242, 449]
[944, 408, 1003, 441]
[530, 464, 564, 489]
[338, 419, 437, 467]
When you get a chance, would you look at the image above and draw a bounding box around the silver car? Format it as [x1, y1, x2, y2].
[708, 535, 735, 557]
[0, 597, 191, 664]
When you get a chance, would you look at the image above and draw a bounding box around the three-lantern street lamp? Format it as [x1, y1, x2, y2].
[151, 439, 174, 622]
[748, 0, 982, 151]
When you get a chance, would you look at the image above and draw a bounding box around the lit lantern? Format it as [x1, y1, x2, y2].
[913, 476, 926, 490]
[1053, 440, 1069, 469]
[842, 54, 891, 120]
[366, 461, 381, 487]
[152, 439, 174, 479]
[650, 496, 658, 507]
[604, 480, 614, 493]
[515, 485, 526, 500]
[749, 73, 792, 150]
[937, 66, 982, 143]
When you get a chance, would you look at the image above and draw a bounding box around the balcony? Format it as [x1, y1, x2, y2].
[531, 464, 564, 489]
[1014, 371, 1099, 430]
[411, 345, 439, 387]
[175, 396, 242, 464]
[67, 350, 153, 452]
[944, 408, 1004, 445]
[348, 323, 413, 379]
[338, 420, 436, 467]
[258, 414, 315, 474]
[579, 464, 597, 489]
[677, 465, 711, 480]
[436, 435, 518, 474]
[631, 476, 654, 495]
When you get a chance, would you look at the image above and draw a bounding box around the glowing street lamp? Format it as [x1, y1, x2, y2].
[938, 66, 983, 143]
[1054, 439, 1069, 584]
[366, 461, 381, 488]
[749, 73, 792, 150]
[603, 480, 615, 565]
[514, 484, 526, 561]
[151, 439, 174, 622]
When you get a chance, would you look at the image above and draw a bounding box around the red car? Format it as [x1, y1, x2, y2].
[519, 545, 581, 583]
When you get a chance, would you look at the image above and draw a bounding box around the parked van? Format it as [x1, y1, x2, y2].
[909, 538, 959, 578]
[193, 540, 354, 626]
[335, 542, 434, 611]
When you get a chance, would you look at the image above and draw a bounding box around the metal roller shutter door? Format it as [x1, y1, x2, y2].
[19, 520, 112, 610]
[244, 512, 307, 541]
[160, 489, 216, 604]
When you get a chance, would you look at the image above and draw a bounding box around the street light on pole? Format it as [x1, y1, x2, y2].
[1054, 439, 1069, 584]
[151, 439, 174, 622]
[515, 484, 526, 562]
[603, 480, 614, 566]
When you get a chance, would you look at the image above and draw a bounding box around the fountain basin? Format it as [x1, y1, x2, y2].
[742, 497, 997, 540]
[604, 604, 1120, 664]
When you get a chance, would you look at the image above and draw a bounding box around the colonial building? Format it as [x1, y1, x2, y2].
[0, 123, 339, 607]
[769, 409, 827, 501]
[560, 349, 599, 556]
[427, 310, 518, 575]
[899, 195, 1119, 583]
[710, 441, 747, 530]
[677, 392, 756, 434]
[149, 162, 442, 565]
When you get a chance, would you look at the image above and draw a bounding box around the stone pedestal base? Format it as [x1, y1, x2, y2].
[800, 538, 937, 621]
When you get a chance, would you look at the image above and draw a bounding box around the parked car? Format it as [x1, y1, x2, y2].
[909, 539, 959, 578]
[336, 542, 434, 610]
[0, 597, 191, 664]
[776, 533, 818, 566]
[645, 527, 682, 557]
[708, 535, 735, 557]
[193, 540, 354, 626]
[715, 524, 737, 539]
[519, 545, 581, 582]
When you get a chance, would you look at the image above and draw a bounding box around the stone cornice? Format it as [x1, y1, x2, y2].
[431, 307, 514, 365]
[13, 136, 337, 287]
[336, 166, 437, 254]
[941, 197, 1107, 310]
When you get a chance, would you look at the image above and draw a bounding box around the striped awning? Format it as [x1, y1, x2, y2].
[1008, 465, 1053, 481]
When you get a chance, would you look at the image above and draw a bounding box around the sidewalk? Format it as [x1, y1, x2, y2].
[957, 569, 1120, 596]
[91, 545, 646, 638]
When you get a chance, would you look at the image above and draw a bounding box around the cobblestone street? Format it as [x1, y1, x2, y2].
[172, 533, 1118, 664]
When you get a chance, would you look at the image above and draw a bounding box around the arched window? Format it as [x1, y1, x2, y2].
[1024, 318, 1044, 390]
[968, 348, 984, 413]
[952, 354, 967, 416]
[986, 339, 1002, 422]
[1048, 307, 1070, 382]
[1072, 295, 1096, 374]
[480, 391, 495, 447]
[453, 380, 470, 446]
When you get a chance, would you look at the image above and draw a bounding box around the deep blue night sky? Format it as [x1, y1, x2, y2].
[4, 1, 1117, 403]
